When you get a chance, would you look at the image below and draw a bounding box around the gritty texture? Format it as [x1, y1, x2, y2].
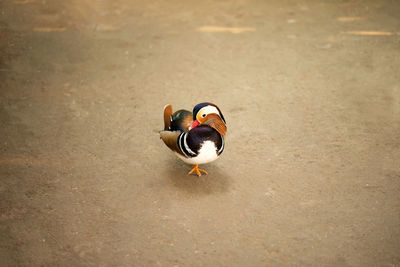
[0, 0, 399, 266]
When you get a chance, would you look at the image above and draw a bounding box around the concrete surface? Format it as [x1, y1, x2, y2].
[1, 0, 399, 266]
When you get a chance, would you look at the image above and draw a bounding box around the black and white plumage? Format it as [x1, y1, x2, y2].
[160, 102, 227, 176]
[177, 125, 224, 162]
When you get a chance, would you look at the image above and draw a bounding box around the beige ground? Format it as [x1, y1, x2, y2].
[1, 0, 399, 266]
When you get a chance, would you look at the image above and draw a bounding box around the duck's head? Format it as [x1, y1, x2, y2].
[190, 102, 226, 136]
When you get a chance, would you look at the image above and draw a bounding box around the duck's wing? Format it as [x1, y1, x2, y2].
[161, 104, 192, 156]
[159, 130, 184, 156]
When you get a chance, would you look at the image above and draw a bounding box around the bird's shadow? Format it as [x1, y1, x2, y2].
[165, 158, 233, 195]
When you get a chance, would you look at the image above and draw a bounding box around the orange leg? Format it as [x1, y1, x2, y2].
[188, 164, 208, 176]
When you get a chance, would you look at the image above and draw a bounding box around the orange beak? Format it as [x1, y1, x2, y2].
[191, 119, 200, 129]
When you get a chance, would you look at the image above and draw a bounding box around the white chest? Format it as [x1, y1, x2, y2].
[176, 141, 219, 165]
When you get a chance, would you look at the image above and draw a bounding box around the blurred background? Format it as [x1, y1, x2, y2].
[1, 0, 399, 266]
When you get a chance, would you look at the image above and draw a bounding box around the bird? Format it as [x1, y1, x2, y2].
[160, 102, 227, 176]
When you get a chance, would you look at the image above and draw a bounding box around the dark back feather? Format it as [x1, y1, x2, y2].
[169, 110, 193, 132]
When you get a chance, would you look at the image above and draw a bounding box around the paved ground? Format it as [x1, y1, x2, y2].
[1, 0, 399, 266]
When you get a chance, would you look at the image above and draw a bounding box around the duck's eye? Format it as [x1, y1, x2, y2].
[202, 114, 206, 117]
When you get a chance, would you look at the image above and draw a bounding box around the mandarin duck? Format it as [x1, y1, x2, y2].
[160, 102, 227, 176]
